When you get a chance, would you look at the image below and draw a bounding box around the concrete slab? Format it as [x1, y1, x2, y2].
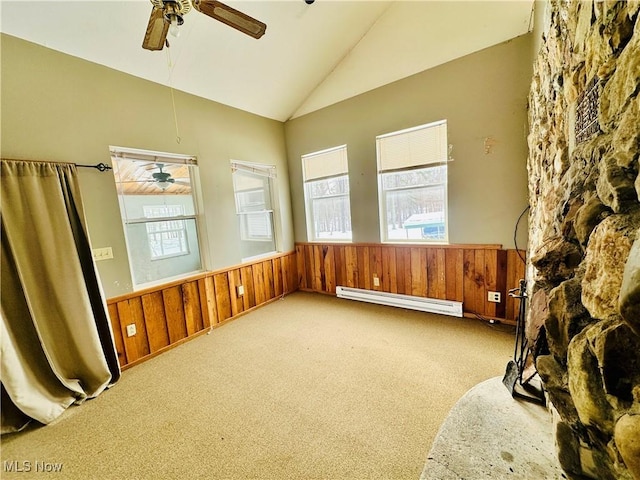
[421, 376, 565, 479]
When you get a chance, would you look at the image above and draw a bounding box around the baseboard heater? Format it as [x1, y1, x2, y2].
[335, 286, 463, 317]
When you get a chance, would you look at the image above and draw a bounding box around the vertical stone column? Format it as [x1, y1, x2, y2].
[526, 1, 640, 479]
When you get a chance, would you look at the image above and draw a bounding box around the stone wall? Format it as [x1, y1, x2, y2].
[527, 1, 640, 479]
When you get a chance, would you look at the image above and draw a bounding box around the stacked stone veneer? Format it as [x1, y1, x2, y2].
[527, 1, 640, 479]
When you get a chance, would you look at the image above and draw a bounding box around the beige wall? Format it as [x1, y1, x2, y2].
[2, 32, 533, 298]
[1, 34, 293, 298]
[284, 33, 533, 248]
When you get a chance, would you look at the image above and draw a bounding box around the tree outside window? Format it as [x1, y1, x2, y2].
[302, 145, 352, 242]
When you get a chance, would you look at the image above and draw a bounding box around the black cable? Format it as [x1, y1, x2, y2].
[468, 310, 517, 333]
[514, 205, 530, 264]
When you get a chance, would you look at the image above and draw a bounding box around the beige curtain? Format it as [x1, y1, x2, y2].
[1, 160, 120, 433]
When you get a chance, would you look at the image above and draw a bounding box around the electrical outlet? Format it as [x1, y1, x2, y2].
[488, 291, 501, 303]
[373, 276, 380, 287]
[237, 285, 245, 296]
[126, 324, 137, 337]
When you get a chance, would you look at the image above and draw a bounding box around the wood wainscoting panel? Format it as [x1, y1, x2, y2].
[273, 257, 283, 297]
[240, 266, 256, 309]
[182, 281, 204, 336]
[107, 303, 127, 367]
[141, 291, 170, 352]
[163, 286, 189, 344]
[296, 243, 525, 322]
[107, 251, 298, 369]
[214, 272, 233, 323]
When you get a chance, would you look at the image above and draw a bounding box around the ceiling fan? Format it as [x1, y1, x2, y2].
[145, 163, 191, 190]
[142, 0, 267, 51]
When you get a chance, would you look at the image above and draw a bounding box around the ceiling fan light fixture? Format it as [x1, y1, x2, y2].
[162, 1, 186, 37]
[157, 180, 172, 190]
[143, 0, 266, 51]
[168, 14, 182, 37]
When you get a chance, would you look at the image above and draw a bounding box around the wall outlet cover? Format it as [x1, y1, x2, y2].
[126, 324, 137, 337]
[488, 291, 501, 303]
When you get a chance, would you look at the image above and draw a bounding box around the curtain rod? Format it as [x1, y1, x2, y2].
[2, 158, 112, 172]
[76, 163, 112, 172]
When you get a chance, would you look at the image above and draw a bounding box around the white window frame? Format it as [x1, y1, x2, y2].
[111, 146, 206, 288]
[302, 145, 352, 242]
[231, 160, 278, 260]
[376, 121, 449, 244]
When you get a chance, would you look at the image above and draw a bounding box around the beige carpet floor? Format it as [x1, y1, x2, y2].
[1, 292, 514, 479]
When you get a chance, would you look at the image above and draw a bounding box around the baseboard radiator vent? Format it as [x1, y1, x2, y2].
[335, 286, 463, 317]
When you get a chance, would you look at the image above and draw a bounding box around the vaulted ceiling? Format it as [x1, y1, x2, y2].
[1, 1, 534, 122]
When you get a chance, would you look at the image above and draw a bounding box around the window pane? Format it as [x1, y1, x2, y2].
[125, 218, 201, 285]
[112, 152, 204, 287]
[237, 211, 276, 259]
[311, 194, 352, 240]
[382, 165, 446, 189]
[232, 163, 277, 260]
[305, 175, 352, 241]
[146, 219, 189, 259]
[383, 175, 446, 241]
[308, 176, 350, 198]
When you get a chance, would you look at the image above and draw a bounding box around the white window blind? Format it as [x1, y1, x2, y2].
[302, 145, 348, 181]
[231, 160, 276, 179]
[110, 146, 197, 166]
[377, 121, 447, 172]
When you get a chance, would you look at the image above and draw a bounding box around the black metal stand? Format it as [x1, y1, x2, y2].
[502, 279, 546, 405]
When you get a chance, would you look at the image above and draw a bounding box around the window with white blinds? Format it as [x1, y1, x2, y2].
[377, 120, 448, 172]
[376, 121, 448, 243]
[231, 160, 278, 260]
[302, 145, 352, 241]
[302, 145, 349, 181]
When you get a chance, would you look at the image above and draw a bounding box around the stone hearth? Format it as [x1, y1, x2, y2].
[527, 1, 640, 479]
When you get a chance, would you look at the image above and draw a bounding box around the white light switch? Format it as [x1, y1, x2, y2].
[92, 247, 113, 261]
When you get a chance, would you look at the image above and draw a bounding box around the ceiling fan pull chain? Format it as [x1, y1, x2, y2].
[165, 46, 182, 144]
[170, 86, 181, 144]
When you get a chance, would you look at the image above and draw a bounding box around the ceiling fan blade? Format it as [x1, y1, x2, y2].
[142, 6, 169, 51]
[193, 0, 266, 39]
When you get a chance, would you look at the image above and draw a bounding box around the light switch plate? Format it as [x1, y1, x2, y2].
[92, 247, 113, 261]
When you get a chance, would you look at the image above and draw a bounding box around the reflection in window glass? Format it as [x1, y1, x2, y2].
[111, 149, 203, 287]
[143, 205, 189, 259]
[232, 161, 277, 260]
